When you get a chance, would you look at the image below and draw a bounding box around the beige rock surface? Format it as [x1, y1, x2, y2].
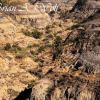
[0, 0, 99, 100]
[0, 1, 51, 99]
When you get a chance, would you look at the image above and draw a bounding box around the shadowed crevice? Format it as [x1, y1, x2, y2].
[14, 88, 32, 100]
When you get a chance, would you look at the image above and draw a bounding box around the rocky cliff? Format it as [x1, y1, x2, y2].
[0, 0, 100, 100]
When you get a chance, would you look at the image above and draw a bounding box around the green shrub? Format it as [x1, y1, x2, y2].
[32, 30, 42, 39]
[4, 43, 21, 53]
[24, 30, 43, 39]
[4, 43, 12, 50]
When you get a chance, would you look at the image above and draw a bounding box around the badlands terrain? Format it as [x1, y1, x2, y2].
[0, 0, 100, 100]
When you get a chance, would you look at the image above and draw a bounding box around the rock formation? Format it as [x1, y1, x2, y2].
[0, 0, 99, 100]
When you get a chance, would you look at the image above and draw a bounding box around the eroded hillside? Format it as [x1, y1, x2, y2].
[0, 0, 100, 100]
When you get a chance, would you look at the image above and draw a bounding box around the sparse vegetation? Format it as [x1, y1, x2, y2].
[15, 49, 28, 59]
[37, 45, 46, 53]
[4, 43, 12, 50]
[52, 36, 63, 60]
[4, 43, 21, 52]
[0, 0, 99, 100]
[24, 30, 43, 39]
[84, 63, 94, 74]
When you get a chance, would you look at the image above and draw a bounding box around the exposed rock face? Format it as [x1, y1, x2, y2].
[30, 79, 54, 100]
[0, 0, 99, 100]
[13, 2, 51, 29]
